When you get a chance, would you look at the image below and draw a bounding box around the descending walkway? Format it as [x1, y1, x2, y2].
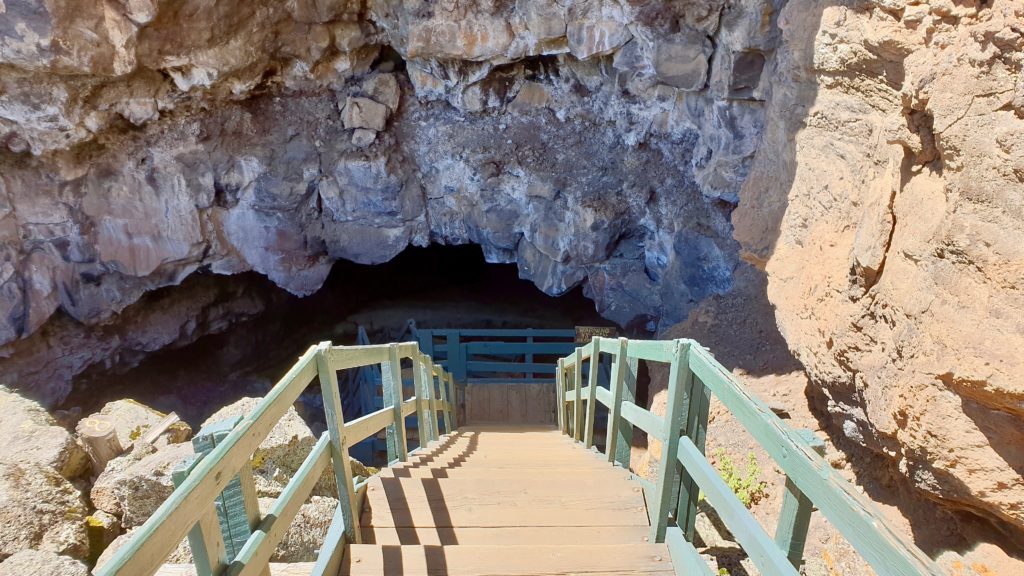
[343, 425, 673, 575]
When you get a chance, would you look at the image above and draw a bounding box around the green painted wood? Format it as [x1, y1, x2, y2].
[686, 344, 942, 575]
[436, 367, 451, 434]
[316, 344, 360, 545]
[665, 527, 714, 576]
[573, 348, 583, 443]
[594, 384, 612, 407]
[619, 400, 665, 442]
[464, 342, 577, 355]
[465, 361, 557, 373]
[676, 367, 711, 540]
[419, 328, 576, 337]
[227, 433, 332, 576]
[171, 456, 226, 576]
[412, 354, 431, 447]
[584, 338, 601, 448]
[616, 351, 638, 469]
[556, 359, 566, 434]
[95, 346, 321, 576]
[775, 430, 827, 568]
[343, 406, 394, 446]
[383, 344, 408, 463]
[604, 338, 628, 465]
[676, 436, 799, 576]
[650, 341, 689, 543]
[191, 417, 252, 563]
[624, 340, 676, 363]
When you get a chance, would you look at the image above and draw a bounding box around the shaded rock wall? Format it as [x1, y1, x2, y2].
[1, 0, 779, 403]
[734, 0, 1024, 534]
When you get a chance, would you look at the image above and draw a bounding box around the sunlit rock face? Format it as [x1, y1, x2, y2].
[0, 0, 778, 398]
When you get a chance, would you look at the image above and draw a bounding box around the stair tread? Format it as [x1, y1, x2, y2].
[341, 544, 674, 575]
[360, 525, 653, 546]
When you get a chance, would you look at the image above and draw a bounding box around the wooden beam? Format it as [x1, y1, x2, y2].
[775, 430, 827, 568]
[316, 344, 360, 545]
[383, 344, 408, 463]
[573, 348, 583, 443]
[650, 340, 689, 543]
[584, 338, 601, 448]
[619, 401, 665, 443]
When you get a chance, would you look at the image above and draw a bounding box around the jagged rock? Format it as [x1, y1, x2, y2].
[508, 82, 551, 114]
[566, 1, 632, 59]
[86, 511, 121, 565]
[341, 97, 389, 132]
[89, 399, 192, 448]
[263, 496, 339, 562]
[0, 463, 89, 561]
[362, 74, 401, 113]
[352, 128, 377, 147]
[0, 386, 89, 479]
[203, 398, 336, 498]
[0, 550, 89, 576]
[90, 442, 194, 528]
[653, 30, 713, 91]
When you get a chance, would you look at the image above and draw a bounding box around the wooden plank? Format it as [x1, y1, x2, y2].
[413, 354, 431, 448]
[227, 434, 332, 576]
[665, 527, 714, 576]
[236, 465, 269, 576]
[425, 328, 576, 337]
[525, 383, 554, 425]
[466, 361, 556, 374]
[316, 345, 361, 545]
[170, 456, 227, 576]
[555, 359, 566, 433]
[507, 384, 527, 423]
[361, 477, 649, 527]
[573, 348, 583, 442]
[383, 345, 408, 463]
[360, 525, 652, 546]
[343, 407, 394, 446]
[325, 345, 390, 371]
[620, 400, 665, 442]
[584, 340, 601, 448]
[775, 430, 827, 568]
[141, 412, 182, 445]
[650, 340, 688, 542]
[378, 465, 627, 480]
[605, 338, 629, 465]
[677, 368, 711, 540]
[488, 384, 509, 423]
[676, 436, 798, 576]
[625, 340, 675, 363]
[595, 384, 612, 407]
[342, 544, 674, 575]
[686, 344, 941, 575]
[95, 346, 320, 576]
[157, 564, 315, 576]
[465, 342, 576, 355]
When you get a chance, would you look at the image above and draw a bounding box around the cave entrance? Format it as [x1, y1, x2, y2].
[62, 244, 613, 432]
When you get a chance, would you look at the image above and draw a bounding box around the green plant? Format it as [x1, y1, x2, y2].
[715, 449, 768, 508]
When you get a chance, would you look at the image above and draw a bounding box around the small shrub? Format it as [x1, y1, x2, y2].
[715, 449, 768, 508]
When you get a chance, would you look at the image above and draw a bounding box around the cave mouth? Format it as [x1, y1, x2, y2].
[60, 244, 612, 426]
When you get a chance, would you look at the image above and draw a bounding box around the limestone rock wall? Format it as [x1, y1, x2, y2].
[734, 0, 1024, 533]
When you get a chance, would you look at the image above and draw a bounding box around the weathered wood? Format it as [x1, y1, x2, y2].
[78, 414, 124, 473]
[384, 344, 409, 463]
[235, 465, 269, 576]
[619, 400, 665, 442]
[141, 412, 182, 445]
[584, 338, 601, 448]
[171, 456, 227, 576]
[624, 340, 676, 363]
[604, 338, 628, 465]
[775, 430, 827, 568]
[508, 384, 527, 422]
[191, 418, 253, 564]
[325, 345, 390, 371]
[686, 344, 942, 575]
[573, 348, 583, 442]
[157, 564, 315, 576]
[650, 340, 689, 543]
[343, 407, 394, 446]
[342, 544, 674, 575]
[525, 383, 554, 424]
[227, 434, 332, 576]
[677, 368, 711, 540]
[616, 347, 638, 469]
[555, 359, 566, 433]
[665, 526, 714, 576]
[361, 525, 652, 546]
[317, 344, 360, 545]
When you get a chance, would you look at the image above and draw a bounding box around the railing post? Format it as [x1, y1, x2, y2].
[383, 344, 408, 463]
[446, 373, 458, 432]
[651, 340, 691, 543]
[676, 343, 712, 540]
[605, 337, 628, 464]
[447, 332, 466, 383]
[428, 362, 440, 440]
[316, 342, 360, 544]
[572, 347, 583, 443]
[775, 430, 827, 568]
[413, 353, 431, 449]
[584, 338, 601, 449]
[171, 456, 227, 576]
[555, 358, 566, 434]
[436, 366, 450, 435]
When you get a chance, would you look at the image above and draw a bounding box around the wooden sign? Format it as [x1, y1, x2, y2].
[574, 326, 617, 344]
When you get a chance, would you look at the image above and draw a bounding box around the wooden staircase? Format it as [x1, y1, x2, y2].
[343, 425, 673, 575]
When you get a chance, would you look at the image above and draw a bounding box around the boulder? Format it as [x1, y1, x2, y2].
[86, 510, 121, 564]
[0, 550, 89, 576]
[0, 463, 89, 561]
[90, 442, 194, 528]
[654, 30, 713, 91]
[203, 398, 336, 498]
[361, 74, 401, 113]
[341, 97, 388, 132]
[95, 528, 192, 570]
[263, 496, 339, 562]
[0, 386, 89, 480]
[90, 399, 192, 448]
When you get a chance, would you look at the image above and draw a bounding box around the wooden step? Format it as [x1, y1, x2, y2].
[361, 477, 649, 528]
[378, 464, 631, 480]
[360, 525, 653, 546]
[341, 544, 674, 575]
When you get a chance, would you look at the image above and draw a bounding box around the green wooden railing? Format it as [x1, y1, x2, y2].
[95, 341, 459, 576]
[557, 337, 944, 576]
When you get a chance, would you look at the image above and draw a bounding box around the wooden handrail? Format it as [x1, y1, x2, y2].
[96, 341, 458, 576]
[555, 337, 943, 576]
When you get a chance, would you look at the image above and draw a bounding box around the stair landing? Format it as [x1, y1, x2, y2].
[344, 425, 672, 575]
